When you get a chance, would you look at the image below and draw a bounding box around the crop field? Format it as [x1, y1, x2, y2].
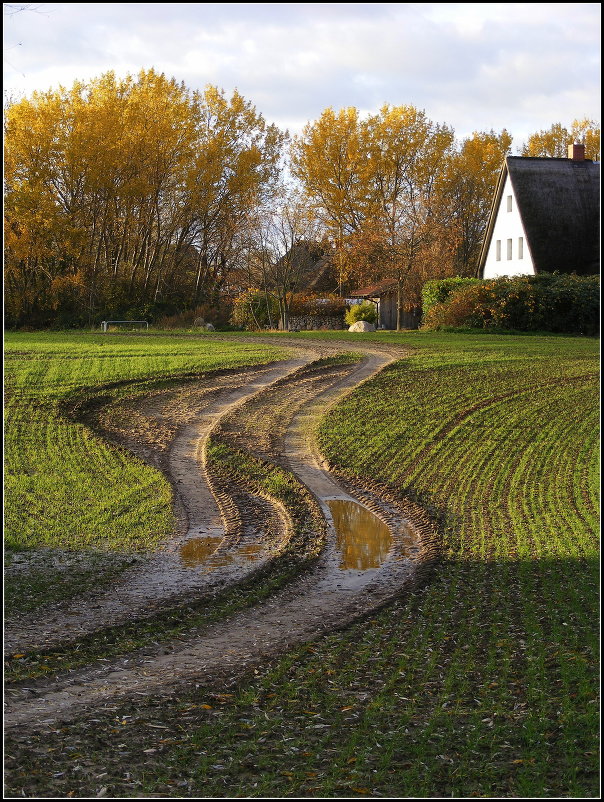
[315, 333, 599, 797]
[4, 331, 288, 612]
[4, 330, 600, 798]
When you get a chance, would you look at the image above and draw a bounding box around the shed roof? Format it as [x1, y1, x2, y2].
[478, 156, 600, 276]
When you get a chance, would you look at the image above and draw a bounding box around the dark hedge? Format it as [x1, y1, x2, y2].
[421, 273, 600, 336]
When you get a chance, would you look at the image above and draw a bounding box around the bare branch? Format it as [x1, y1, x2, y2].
[3, 4, 47, 16]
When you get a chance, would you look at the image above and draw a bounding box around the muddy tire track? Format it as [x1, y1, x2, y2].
[5, 337, 440, 731]
[4, 353, 320, 657]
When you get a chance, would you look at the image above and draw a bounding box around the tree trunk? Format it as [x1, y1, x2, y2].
[396, 277, 402, 332]
[264, 290, 274, 329]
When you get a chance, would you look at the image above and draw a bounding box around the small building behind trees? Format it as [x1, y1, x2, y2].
[277, 241, 339, 294]
[348, 280, 422, 330]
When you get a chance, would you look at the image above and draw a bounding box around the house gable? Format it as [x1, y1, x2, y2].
[278, 241, 339, 293]
[482, 171, 534, 279]
[479, 155, 600, 278]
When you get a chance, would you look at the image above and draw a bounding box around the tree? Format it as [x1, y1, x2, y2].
[291, 104, 456, 327]
[439, 129, 513, 276]
[183, 86, 286, 309]
[290, 107, 371, 293]
[570, 118, 600, 161]
[361, 105, 455, 328]
[241, 189, 323, 330]
[522, 119, 600, 160]
[4, 71, 286, 327]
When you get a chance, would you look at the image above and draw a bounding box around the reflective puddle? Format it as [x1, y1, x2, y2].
[179, 537, 264, 568]
[327, 499, 393, 571]
[179, 536, 223, 567]
[238, 544, 263, 560]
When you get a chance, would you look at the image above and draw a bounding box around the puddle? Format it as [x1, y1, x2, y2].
[180, 538, 264, 569]
[179, 537, 223, 567]
[327, 499, 393, 571]
[237, 544, 263, 560]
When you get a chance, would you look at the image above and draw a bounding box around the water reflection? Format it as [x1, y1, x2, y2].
[238, 544, 263, 560]
[179, 536, 223, 567]
[327, 499, 393, 571]
[179, 537, 263, 568]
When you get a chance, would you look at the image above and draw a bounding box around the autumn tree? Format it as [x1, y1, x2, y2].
[569, 118, 601, 160]
[4, 70, 285, 327]
[360, 105, 455, 328]
[521, 119, 600, 160]
[239, 189, 323, 330]
[4, 83, 82, 325]
[291, 104, 457, 327]
[439, 129, 513, 276]
[182, 86, 286, 310]
[290, 107, 372, 293]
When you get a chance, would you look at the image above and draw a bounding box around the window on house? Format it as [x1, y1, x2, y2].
[518, 237, 523, 259]
[507, 239, 512, 260]
[496, 240, 501, 261]
[507, 195, 513, 212]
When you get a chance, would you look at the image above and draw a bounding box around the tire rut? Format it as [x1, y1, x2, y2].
[4, 353, 319, 657]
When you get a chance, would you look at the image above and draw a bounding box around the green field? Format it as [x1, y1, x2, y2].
[4, 332, 288, 610]
[4, 330, 600, 797]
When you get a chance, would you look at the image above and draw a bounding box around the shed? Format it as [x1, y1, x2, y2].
[348, 279, 421, 330]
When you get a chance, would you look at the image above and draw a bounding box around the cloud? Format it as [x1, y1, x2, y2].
[3, 2, 600, 147]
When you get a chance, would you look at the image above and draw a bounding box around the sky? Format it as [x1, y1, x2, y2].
[3, 3, 601, 150]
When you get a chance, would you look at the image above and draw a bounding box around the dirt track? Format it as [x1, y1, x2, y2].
[4, 336, 440, 732]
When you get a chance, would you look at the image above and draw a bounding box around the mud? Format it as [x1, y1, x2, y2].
[4, 336, 441, 732]
[4, 355, 317, 656]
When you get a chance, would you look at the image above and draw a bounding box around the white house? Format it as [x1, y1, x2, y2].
[478, 145, 600, 279]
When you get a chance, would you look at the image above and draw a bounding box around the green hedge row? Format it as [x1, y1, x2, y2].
[421, 276, 483, 317]
[422, 273, 600, 336]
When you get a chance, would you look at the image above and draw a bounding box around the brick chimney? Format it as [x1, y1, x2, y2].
[568, 142, 585, 161]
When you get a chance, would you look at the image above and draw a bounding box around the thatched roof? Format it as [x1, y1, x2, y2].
[348, 279, 398, 298]
[278, 241, 337, 292]
[479, 156, 600, 276]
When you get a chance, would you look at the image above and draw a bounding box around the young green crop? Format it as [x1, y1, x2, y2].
[4, 331, 599, 798]
[4, 332, 288, 608]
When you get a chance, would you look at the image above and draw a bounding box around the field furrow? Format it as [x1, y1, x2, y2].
[4, 330, 599, 798]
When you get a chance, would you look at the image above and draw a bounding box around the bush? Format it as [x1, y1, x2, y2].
[422, 277, 483, 320]
[532, 273, 600, 336]
[157, 302, 232, 330]
[345, 302, 377, 326]
[421, 273, 599, 336]
[289, 293, 347, 318]
[230, 291, 280, 330]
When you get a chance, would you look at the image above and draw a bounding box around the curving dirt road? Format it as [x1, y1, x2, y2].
[4, 336, 440, 731]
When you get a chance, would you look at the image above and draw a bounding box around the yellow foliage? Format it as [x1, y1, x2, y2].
[4, 70, 285, 324]
[521, 119, 600, 160]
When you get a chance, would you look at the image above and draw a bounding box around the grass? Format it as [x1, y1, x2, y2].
[4, 331, 289, 607]
[4, 330, 600, 798]
[5, 350, 350, 682]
